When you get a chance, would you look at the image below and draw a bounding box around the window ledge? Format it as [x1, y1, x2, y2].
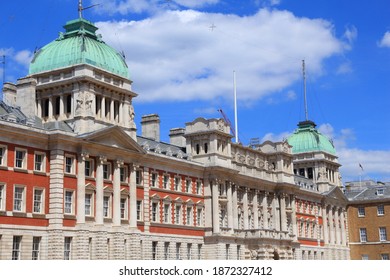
[64, 214, 76, 219]
[33, 170, 47, 176]
[12, 211, 27, 217]
[14, 168, 28, 173]
[64, 173, 77, 178]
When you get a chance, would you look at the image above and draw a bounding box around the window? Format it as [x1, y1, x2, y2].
[163, 175, 169, 189]
[185, 179, 191, 193]
[197, 208, 203, 226]
[379, 227, 387, 242]
[377, 188, 384, 196]
[137, 201, 143, 221]
[120, 167, 127, 183]
[34, 152, 45, 172]
[15, 149, 26, 169]
[151, 173, 157, 187]
[164, 204, 171, 223]
[64, 190, 74, 214]
[378, 205, 385, 216]
[381, 254, 389, 260]
[151, 202, 159, 222]
[64, 237, 72, 260]
[12, 236, 22, 260]
[103, 195, 111, 218]
[197, 244, 202, 260]
[13, 186, 25, 212]
[361, 254, 369, 260]
[164, 242, 170, 260]
[152, 241, 158, 260]
[358, 206, 365, 217]
[186, 206, 193, 226]
[32, 237, 41, 260]
[85, 159, 94, 177]
[175, 205, 182, 224]
[174, 177, 180, 191]
[196, 181, 202, 195]
[237, 245, 241, 260]
[176, 243, 181, 260]
[33, 189, 44, 213]
[226, 244, 230, 260]
[85, 193, 93, 216]
[65, 156, 75, 174]
[187, 244, 192, 260]
[120, 198, 127, 219]
[0, 184, 5, 211]
[0, 145, 6, 166]
[103, 163, 111, 180]
[136, 170, 142, 185]
[360, 228, 367, 242]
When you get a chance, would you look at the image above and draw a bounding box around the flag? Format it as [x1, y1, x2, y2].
[359, 163, 364, 171]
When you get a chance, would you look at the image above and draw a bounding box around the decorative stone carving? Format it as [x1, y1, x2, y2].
[75, 91, 93, 115]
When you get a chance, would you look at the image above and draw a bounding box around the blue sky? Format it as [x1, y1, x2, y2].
[1, 0, 390, 183]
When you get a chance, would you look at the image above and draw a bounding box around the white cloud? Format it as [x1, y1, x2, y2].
[343, 25, 357, 48]
[261, 131, 291, 143]
[379, 31, 390, 48]
[14, 50, 34, 68]
[336, 61, 353, 74]
[174, 0, 219, 8]
[96, 9, 344, 102]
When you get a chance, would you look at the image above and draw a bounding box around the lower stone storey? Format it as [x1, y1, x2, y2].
[0, 225, 350, 260]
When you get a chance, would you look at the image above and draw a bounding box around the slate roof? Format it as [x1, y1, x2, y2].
[344, 184, 390, 202]
[137, 136, 188, 160]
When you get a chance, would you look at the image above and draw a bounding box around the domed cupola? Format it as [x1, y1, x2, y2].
[29, 17, 129, 78]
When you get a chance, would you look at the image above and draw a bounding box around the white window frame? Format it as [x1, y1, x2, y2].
[163, 174, 170, 189]
[13, 185, 25, 212]
[164, 242, 170, 260]
[175, 204, 182, 225]
[151, 173, 158, 187]
[64, 190, 75, 215]
[103, 163, 111, 180]
[14, 148, 27, 169]
[103, 194, 112, 218]
[151, 201, 159, 222]
[185, 179, 192, 193]
[136, 200, 143, 221]
[187, 243, 192, 260]
[0, 145, 7, 166]
[360, 228, 367, 243]
[379, 227, 387, 242]
[34, 152, 46, 172]
[377, 188, 384, 195]
[197, 207, 203, 227]
[163, 203, 171, 223]
[32, 236, 41, 260]
[12, 236, 22, 260]
[33, 188, 44, 214]
[85, 192, 94, 217]
[186, 206, 193, 226]
[64, 155, 75, 174]
[0, 183, 5, 211]
[64, 237, 72, 260]
[358, 206, 365, 217]
[176, 243, 181, 260]
[85, 159, 94, 177]
[120, 166, 127, 183]
[136, 169, 143, 185]
[381, 254, 389, 260]
[377, 205, 385, 216]
[120, 197, 128, 220]
[196, 181, 202, 195]
[174, 177, 181, 191]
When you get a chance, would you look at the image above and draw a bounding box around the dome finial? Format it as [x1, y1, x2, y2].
[78, 0, 100, 19]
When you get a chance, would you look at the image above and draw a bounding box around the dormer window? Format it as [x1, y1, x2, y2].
[377, 188, 384, 196]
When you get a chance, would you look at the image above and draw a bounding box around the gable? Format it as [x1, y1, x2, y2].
[324, 186, 348, 204]
[78, 126, 145, 154]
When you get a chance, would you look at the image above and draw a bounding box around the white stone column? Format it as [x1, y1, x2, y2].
[280, 194, 287, 232]
[291, 195, 298, 241]
[119, 101, 124, 125]
[243, 187, 249, 230]
[227, 181, 233, 233]
[101, 96, 106, 119]
[322, 204, 329, 244]
[113, 160, 123, 226]
[76, 152, 88, 224]
[60, 95, 64, 117]
[110, 99, 115, 121]
[328, 206, 335, 245]
[37, 99, 42, 118]
[340, 208, 347, 246]
[48, 97, 53, 119]
[96, 156, 106, 225]
[262, 192, 269, 229]
[212, 179, 220, 234]
[129, 164, 137, 228]
[232, 183, 238, 230]
[253, 191, 259, 229]
[272, 193, 280, 231]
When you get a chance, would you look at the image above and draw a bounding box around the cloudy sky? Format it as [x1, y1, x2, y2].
[1, 0, 390, 183]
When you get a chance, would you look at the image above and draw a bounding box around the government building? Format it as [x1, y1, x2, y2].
[0, 12, 350, 260]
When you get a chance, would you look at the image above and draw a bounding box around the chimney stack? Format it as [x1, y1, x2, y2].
[169, 128, 186, 147]
[141, 114, 160, 141]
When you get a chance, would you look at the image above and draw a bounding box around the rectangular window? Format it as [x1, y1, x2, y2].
[85, 193, 92, 216]
[362, 254, 369, 260]
[197, 244, 202, 260]
[34, 153, 45, 172]
[152, 241, 158, 260]
[358, 206, 365, 217]
[187, 244, 192, 260]
[164, 204, 170, 223]
[136, 200, 142, 221]
[226, 244, 230, 260]
[377, 188, 384, 195]
[120, 198, 127, 219]
[163, 175, 169, 189]
[185, 179, 191, 193]
[15, 149, 26, 169]
[103, 196, 110, 218]
[360, 228, 367, 242]
[175, 205, 181, 224]
[120, 167, 127, 183]
[237, 245, 241, 260]
[186, 206, 193, 226]
[164, 242, 169, 260]
[0, 146, 6, 166]
[174, 177, 180, 191]
[379, 227, 387, 242]
[103, 164, 111, 180]
[381, 254, 389, 260]
[136, 170, 142, 185]
[12, 236, 22, 260]
[197, 208, 203, 226]
[64, 190, 74, 214]
[0, 184, 5, 211]
[33, 189, 43, 213]
[13, 186, 24, 212]
[32, 237, 41, 260]
[378, 205, 385, 216]
[85, 160, 93, 177]
[151, 173, 157, 187]
[65, 156, 74, 174]
[151, 202, 158, 222]
[64, 237, 72, 260]
[196, 181, 202, 195]
[176, 243, 181, 260]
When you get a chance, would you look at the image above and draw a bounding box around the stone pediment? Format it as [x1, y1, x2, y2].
[78, 126, 145, 154]
[323, 186, 348, 204]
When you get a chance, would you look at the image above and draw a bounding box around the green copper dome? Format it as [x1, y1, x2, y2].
[287, 120, 336, 155]
[29, 18, 129, 78]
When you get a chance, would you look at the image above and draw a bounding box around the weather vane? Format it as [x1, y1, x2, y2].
[78, 0, 100, 18]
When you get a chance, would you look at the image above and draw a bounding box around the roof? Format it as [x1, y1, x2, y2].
[287, 120, 336, 155]
[29, 18, 129, 78]
[137, 136, 189, 160]
[345, 185, 390, 202]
